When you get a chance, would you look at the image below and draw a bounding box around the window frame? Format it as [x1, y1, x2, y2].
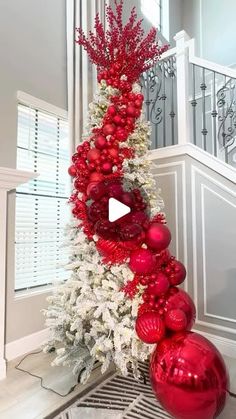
[15, 91, 71, 295]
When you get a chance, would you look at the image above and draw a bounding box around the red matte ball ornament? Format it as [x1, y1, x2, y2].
[150, 332, 229, 419]
[147, 272, 169, 296]
[87, 148, 101, 162]
[146, 223, 171, 252]
[89, 172, 104, 182]
[129, 248, 155, 274]
[126, 105, 136, 117]
[135, 311, 165, 344]
[103, 123, 116, 136]
[95, 135, 107, 149]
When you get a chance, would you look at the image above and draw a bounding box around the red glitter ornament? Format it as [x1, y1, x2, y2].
[147, 272, 169, 296]
[89, 172, 104, 182]
[135, 311, 165, 344]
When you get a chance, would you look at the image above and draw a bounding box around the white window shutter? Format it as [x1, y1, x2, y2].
[15, 104, 71, 291]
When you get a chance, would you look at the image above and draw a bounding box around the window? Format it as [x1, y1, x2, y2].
[15, 100, 71, 291]
[141, 0, 162, 30]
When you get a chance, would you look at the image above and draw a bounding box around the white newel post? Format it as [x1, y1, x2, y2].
[174, 30, 190, 145]
[0, 167, 36, 379]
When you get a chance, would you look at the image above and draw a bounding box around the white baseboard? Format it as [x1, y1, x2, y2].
[5, 328, 49, 361]
[194, 329, 236, 359]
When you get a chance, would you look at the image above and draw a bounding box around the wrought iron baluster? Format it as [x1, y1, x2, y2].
[170, 57, 176, 145]
[201, 67, 208, 150]
[191, 64, 197, 145]
[211, 71, 217, 157]
[162, 61, 166, 147]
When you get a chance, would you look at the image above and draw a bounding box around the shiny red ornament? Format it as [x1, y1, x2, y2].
[135, 311, 165, 344]
[121, 192, 134, 207]
[95, 219, 117, 240]
[165, 289, 196, 330]
[103, 123, 116, 136]
[134, 99, 143, 108]
[113, 115, 122, 125]
[164, 308, 187, 331]
[116, 128, 128, 141]
[101, 161, 113, 174]
[107, 105, 116, 116]
[68, 165, 77, 177]
[169, 260, 186, 285]
[108, 147, 119, 158]
[146, 223, 171, 252]
[107, 182, 123, 198]
[129, 248, 155, 274]
[130, 211, 149, 227]
[150, 332, 229, 419]
[147, 272, 169, 296]
[95, 135, 107, 149]
[87, 148, 101, 162]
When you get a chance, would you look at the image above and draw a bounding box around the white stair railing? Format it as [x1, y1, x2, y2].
[142, 30, 236, 168]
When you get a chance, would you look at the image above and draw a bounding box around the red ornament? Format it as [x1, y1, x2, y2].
[107, 105, 116, 116]
[120, 223, 143, 241]
[107, 182, 123, 198]
[134, 99, 143, 108]
[87, 148, 101, 162]
[89, 172, 104, 182]
[169, 260, 186, 285]
[135, 312, 165, 344]
[108, 147, 119, 158]
[146, 223, 171, 252]
[121, 192, 134, 207]
[113, 115, 122, 125]
[165, 289, 196, 330]
[103, 124, 116, 136]
[95, 135, 107, 149]
[129, 248, 155, 274]
[68, 165, 77, 177]
[150, 332, 229, 419]
[147, 272, 169, 296]
[164, 308, 187, 331]
[95, 219, 117, 240]
[116, 128, 128, 141]
[101, 161, 113, 174]
[126, 105, 136, 117]
[130, 211, 148, 227]
[87, 182, 107, 201]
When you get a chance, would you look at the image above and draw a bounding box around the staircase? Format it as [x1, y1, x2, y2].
[144, 31, 236, 354]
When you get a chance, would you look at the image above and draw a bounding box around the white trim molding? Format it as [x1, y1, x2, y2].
[5, 329, 49, 361]
[149, 143, 236, 184]
[0, 167, 36, 379]
[17, 91, 68, 120]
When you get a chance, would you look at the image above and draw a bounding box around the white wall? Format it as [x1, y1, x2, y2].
[183, 0, 236, 66]
[0, 0, 67, 344]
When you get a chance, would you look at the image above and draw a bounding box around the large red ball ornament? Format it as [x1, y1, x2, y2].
[95, 219, 117, 240]
[87, 148, 101, 162]
[169, 260, 186, 285]
[131, 211, 149, 227]
[165, 289, 196, 330]
[146, 223, 171, 252]
[150, 332, 229, 419]
[103, 123, 116, 136]
[68, 165, 77, 177]
[116, 128, 128, 141]
[129, 249, 155, 274]
[147, 272, 169, 296]
[95, 135, 107, 149]
[164, 308, 187, 331]
[135, 312, 165, 344]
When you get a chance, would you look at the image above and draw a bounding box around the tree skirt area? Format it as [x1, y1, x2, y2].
[53, 361, 172, 419]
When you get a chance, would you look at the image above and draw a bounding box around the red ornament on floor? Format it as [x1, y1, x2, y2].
[150, 332, 229, 419]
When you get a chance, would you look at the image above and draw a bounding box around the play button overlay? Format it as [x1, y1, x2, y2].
[85, 177, 150, 242]
[108, 197, 131, 222]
